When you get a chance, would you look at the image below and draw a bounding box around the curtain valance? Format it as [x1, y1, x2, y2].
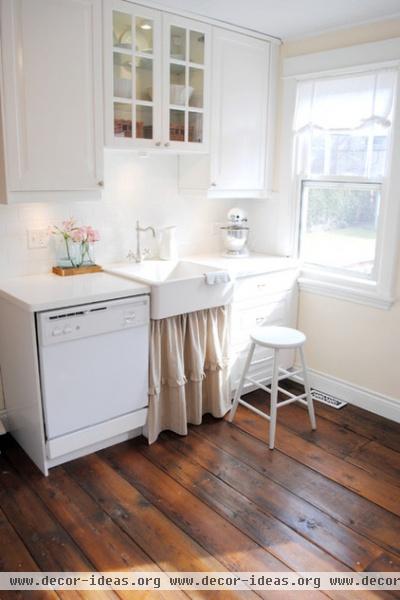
[293, 69, 397, 133]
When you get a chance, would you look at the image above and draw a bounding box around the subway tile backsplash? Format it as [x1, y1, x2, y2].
[0, 151, 239, 279]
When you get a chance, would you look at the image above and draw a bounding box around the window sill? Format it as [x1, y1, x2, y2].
[298, 273, 394, 309]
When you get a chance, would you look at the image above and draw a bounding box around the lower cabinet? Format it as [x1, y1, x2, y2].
[230, 270, 298, 394]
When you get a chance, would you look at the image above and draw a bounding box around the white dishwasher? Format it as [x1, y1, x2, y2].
[37, 295, 149, 447]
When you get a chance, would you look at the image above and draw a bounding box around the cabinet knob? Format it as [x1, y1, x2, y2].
[98, 180, 104, 187]
[211, 182, 217, 187]
[155, 141, 161, 147]
[164, 142, 170, 147]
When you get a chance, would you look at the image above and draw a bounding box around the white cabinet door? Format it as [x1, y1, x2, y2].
[0, 0, 103, 197]
[104, 0, 162, 149]
[210, 28, 270, 194]
[162, 14, 210, 153]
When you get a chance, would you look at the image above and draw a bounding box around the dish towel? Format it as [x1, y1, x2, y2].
[147, 305, 231, 444]
[204, 271, 231, 285]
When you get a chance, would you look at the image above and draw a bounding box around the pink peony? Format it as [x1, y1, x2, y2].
[61, 218, 76, 233]
[86, 226, 100, 243]
[70, 227, 87, 243]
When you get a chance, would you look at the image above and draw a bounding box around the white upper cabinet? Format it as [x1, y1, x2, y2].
[104, 0, 210, 152]
[0, 0, 104, 202]
[210, 29, 271, 195]
[179, 27, 277, 199]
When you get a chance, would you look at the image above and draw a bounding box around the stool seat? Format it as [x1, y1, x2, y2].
[250, 325, 306, 349]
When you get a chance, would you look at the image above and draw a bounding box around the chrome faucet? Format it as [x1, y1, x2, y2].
[134, 220, 156, 263]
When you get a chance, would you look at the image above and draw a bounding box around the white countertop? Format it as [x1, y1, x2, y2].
[0, 254, 296, 313]
[186, 253, 298, 277]
[0, 272, 150, 312]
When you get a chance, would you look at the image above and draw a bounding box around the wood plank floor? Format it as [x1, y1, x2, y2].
[1, 389, 400, 599]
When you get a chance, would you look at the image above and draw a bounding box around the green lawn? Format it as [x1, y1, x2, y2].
[302, 226, 376, 274]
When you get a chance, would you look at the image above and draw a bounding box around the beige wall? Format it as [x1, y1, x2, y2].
[282, 17, 400, 57]
[281, 20, 400, 400]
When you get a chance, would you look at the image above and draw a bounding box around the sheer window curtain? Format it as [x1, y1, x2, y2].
[147, 306, 231, 444]
[293, 69, 397, 175]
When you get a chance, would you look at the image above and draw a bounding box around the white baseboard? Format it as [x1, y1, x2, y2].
[293, 367, 400, 424]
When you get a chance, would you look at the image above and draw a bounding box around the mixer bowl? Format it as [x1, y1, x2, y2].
[221, 225, 249, 254]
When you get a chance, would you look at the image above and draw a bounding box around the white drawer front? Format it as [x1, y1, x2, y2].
[231, 291, 290, 348]
[234, 269, 298, 303]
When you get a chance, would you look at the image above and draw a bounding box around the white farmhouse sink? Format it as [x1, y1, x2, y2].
[106, 260, 234, 319]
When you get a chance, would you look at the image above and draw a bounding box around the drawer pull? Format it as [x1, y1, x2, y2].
[256, 317, 264, 325]
[257, 283, 267, 289]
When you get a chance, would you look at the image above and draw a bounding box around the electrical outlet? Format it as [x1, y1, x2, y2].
[27, 229, 49, 249]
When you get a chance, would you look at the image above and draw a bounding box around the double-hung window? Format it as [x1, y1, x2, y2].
[293, 69, 398, 307]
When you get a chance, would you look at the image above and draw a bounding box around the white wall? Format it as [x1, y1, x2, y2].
[0, 150, 252, 280]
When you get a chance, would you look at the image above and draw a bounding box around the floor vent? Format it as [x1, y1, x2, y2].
[311, 389, 347, 409]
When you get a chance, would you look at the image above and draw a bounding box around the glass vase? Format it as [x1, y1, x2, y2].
[55, 237, 83, 268]
[81, 242, 95, 266]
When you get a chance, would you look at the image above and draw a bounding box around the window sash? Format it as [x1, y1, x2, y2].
[299, 179, 382, 281]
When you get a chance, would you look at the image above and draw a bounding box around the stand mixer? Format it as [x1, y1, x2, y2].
[220, 208, 250, 258]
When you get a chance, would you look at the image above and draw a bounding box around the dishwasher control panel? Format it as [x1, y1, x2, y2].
[38, 295, 150, 346]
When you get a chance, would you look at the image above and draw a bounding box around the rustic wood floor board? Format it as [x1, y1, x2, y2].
[65, 453, 257, 600]
[284, 383, 400, 454]
[345, 440, 400, 488]
[5, 443, 184, 600]
[247, 390, 371, 458]
[138, 436, 351, 573]
[1, 388, 399, 600]
[0, 505, 60, 600]
[100, 441, 325, 600]
[193, 418, 400, 556]
[0, 456, 120, 600]
[160, 428, 385, 571]
[233, 404, 400, 517]
[248, 390, 400, 488]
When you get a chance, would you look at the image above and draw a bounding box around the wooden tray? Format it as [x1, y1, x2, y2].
[52, 264, 103, 277]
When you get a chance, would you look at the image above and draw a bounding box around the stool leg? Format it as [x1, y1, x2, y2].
[229, 342, 255, 423]
[269, 348, 279, 450]
[299, 346, 317, 430]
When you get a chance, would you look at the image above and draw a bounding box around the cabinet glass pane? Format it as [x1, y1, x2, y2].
[170, 109, 185, 141]
[113, 53, 132, 98]
[136, 105, 153, 139]
[136, 17, 153, 53]
[189, 112, 202, 143]
[136, 57, 153, 101]
[113, 11, 132, 50]
[170, 64, 186, 106]
[190, 30, 204, 64]
[170, 26, 186, 60]
[114, 102, 132, 137]
[189, 67, 203, 108]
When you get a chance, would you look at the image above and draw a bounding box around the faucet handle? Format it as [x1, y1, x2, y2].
[142, 247, 151, 259]
[126, 249, 136, 262]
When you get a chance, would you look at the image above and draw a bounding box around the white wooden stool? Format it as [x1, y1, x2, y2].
[229, 325, 317, 449]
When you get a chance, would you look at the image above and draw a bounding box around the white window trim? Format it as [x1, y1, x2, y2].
[281, 39, 400, 310]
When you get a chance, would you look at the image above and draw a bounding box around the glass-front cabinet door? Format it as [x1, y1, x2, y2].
[105, 3, 209, 151]
[163, 15, 210, 151]
[105, 0, 162, 148]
